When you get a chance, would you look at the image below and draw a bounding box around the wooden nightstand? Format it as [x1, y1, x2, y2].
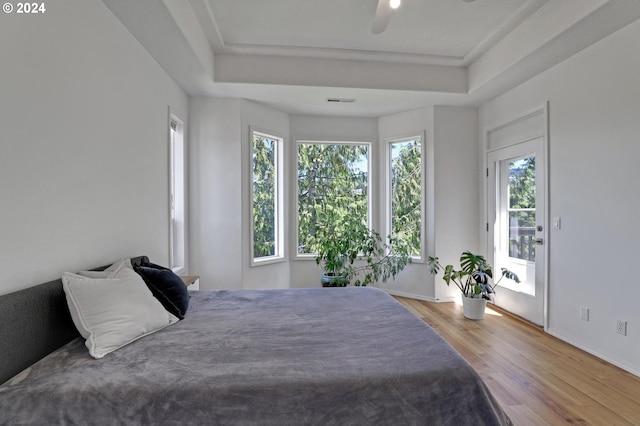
[180, 275, 200, 291]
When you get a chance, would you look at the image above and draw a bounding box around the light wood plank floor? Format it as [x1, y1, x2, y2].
[395, 297, 640, 425]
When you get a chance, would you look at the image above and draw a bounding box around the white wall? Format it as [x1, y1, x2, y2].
[0, 0, 188, 295]
[479, 19, 640, 375]
[189, 98, 290, 290]
[432, 106, 480, 301]
[189, 98, 243, 290]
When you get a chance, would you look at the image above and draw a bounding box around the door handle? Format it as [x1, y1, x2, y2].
[535, 238, 544, 245]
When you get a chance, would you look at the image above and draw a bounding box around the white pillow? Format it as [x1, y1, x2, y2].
[77, 258, 133, 279]
[62, 272, 179, 359]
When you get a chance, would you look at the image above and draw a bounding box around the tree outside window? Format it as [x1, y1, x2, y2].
[508, 156, 536, 261]
[390, 138, 423, 258]
[297, 142, 369, 255]
[252, 131, 282, 261]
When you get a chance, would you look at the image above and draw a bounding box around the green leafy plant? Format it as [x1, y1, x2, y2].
[427, 251, 520, 300]
[314, 219, 412, 287]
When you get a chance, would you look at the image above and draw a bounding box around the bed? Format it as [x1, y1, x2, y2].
[0, 256, 512, 425]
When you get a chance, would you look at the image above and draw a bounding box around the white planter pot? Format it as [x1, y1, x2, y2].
[462, 296, 487, 320]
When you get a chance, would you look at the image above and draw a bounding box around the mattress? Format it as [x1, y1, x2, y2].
[0, 287, 511, 425]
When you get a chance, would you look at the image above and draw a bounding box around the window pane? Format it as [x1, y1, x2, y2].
[169, 117, 185, 271]
[297, 142, 369, 254]
[508, 156, 536, 261]
[252, 133, 277, 259]
[509, 157, 535, 209]
[390, 139, 422, 257]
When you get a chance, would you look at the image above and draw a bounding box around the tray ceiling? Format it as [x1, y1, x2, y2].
[101, 0, 640, 116]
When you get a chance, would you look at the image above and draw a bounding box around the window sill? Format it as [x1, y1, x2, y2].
[171, 266, 186, 275]
[293, 254, 317, 261]
[251, 256, 286, 268]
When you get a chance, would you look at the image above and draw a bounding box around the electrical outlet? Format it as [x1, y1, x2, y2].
[580, 307, 589, 321]
[616, 320, 627, 336]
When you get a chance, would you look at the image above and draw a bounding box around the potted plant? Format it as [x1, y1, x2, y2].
[427, 251, 520, 319]
[314, 220, 412, 287]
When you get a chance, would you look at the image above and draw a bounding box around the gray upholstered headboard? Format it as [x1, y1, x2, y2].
[0, 256, 149, 385]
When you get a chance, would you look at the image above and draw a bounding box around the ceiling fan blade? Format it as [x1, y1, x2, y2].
[371, 0, 392, 34]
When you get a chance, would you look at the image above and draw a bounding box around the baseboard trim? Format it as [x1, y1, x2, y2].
[383, 289, 436, 302]
[547, 328, 640, 378]
[383, 289, 456, 303]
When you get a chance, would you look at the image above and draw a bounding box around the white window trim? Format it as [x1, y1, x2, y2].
[250, 128, 286, 267]
[385, 133, 426, 262]
[169, 113, 186, 274]
[294, 140, 373, 260]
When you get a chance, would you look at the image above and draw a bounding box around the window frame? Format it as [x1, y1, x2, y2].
[250, 128, 285, 266]
[294, 140, 373, 260]
[169, 114, 186, 273]
[386, 134, 426, 262]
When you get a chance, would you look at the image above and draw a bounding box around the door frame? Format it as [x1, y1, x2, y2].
[483, 103, 549, 330]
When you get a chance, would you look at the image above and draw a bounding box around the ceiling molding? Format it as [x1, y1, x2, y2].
[188, 0, 224, 51]
[468, 0, 640, 100]
[461, 0, 548, 65]
[101, 0, 214, 96]
[218, 43, 464, 67]
[468, 0, 640, 93]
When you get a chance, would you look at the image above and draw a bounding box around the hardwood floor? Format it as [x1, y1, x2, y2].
[395, 297, 640, 425]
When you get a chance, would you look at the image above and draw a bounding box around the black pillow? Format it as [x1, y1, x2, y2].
[134, 263, 189, 319]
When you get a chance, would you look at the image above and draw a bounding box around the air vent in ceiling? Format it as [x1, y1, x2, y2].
[327, 98, 356, 103]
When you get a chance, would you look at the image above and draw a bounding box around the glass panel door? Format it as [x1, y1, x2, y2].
[488, 138, 545, 325]
[499, 155, 536, 296]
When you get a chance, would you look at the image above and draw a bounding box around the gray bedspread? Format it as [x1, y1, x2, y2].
[0, 287, 511, 425]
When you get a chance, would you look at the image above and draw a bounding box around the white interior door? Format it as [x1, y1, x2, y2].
[488, 137, 545, 326]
